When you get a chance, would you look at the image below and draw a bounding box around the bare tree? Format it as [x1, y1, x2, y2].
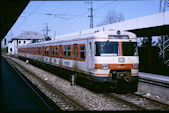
[97, 9, 125, 26]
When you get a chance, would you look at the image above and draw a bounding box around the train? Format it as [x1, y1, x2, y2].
[18, 29, 139, 93]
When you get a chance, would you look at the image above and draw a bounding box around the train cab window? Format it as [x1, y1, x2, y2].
[122, 42, 138, 56]
[79, 45, 85, 59]
[95, 42, 119, 56]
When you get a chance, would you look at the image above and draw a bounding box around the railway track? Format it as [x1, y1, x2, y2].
[106, 93, 169, 110]
[5, 55, 169, 111]
[6, 57, 87, 111]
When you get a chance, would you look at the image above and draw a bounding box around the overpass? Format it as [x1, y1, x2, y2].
[78, 11, 169, 37]
[101, 11, 169, 37]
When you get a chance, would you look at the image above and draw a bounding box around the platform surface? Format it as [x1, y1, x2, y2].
[139, 72, 169, 84]
[0, 57, 50, 111]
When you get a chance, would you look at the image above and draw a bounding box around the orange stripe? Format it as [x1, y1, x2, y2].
[95, 64, 102, 69]
[93, 74, 109, 76]
[95, 64, 133, 70]
[119, 41, 123, 56]
[131, 73, 138, 76]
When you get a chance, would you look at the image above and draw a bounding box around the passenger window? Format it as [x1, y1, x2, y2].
[80, 45, 85, 59]
[55, 47, 58, 56]
[33, 48, 36, 54]
[64, 46, 67, 57]
[67, 46, 71, 58]
[30, 48, 32, 54]
[52, 47, 58, 56]
[59, 45, 62, 57]
[45, 47, 49, 55]
[63, 46, 72, 58]
[38, 48, 41, 55]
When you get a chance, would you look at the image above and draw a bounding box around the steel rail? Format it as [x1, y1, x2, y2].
[105, 93, 146, 110]
[106, 93, 169, 111]
[6, 56, 87, 111]
[134, 93, 169, 110]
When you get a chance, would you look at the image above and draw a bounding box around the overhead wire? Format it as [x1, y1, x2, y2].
[55, 10, 89, 26]
[51, 1, 116, 32]
[50, 2, 65, 13]
[16, 1, 115, 34]
[94, 1, 115, 10]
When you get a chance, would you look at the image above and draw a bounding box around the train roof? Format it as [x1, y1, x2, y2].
[18, 30, 136, 48]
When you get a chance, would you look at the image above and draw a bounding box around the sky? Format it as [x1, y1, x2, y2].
[1, 0, 169, 48]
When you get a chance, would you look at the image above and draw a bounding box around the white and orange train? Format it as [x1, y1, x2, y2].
[18, 30, 139, 92]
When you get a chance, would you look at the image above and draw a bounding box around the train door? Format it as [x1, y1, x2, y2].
[87, 40, 93, 70]
[73, 44, 78, 69]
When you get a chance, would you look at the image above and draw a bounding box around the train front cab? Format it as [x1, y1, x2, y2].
[92, 40, 139, 93]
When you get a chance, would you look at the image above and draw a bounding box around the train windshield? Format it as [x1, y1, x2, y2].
[95, 41, 138, 56]
[122, 42, 138, 56]
[95, 42, 119, 56]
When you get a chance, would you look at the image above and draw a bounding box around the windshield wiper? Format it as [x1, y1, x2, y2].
[101, 40, 109, 51]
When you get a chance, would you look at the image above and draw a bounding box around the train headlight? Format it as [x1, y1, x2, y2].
[101, 64, 109, 70]
[133, 64, 139, 69]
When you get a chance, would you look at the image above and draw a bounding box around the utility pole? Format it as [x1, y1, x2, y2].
[43, 23, 51, 38]
[159, 0, 169, 12]
[88, 1, 94, 28]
